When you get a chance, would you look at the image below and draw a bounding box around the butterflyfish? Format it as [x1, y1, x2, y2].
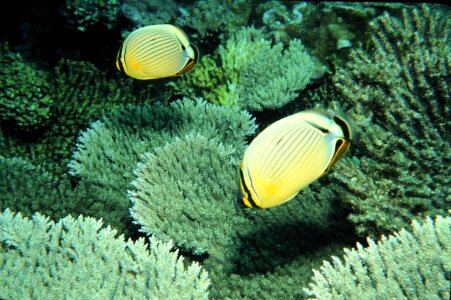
[116, 24, 198, 80]
[238, 110, 352, 208]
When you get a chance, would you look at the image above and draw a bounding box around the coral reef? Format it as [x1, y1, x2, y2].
[1, 2, 449, 299]
[305, 215, 451, 300]
[0, 58, 144, 175]
[171, 27, 314, 111]
[128, 130, 355, 298]
[176, 0, 253, 37]
[120, 0, 178, 31]
[68, 98, 256, 235]
[0, 156, 79, 219]
[0, 209, 210, 299]
[62, 0, 120, 31]
[328, 5, 450, 237]
[0, 44, 53, 131]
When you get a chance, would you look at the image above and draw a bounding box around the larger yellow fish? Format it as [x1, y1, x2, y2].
[238, 110, 352, 208]
[116, 24, 198, 80]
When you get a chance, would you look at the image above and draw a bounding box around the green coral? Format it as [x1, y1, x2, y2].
[0, 58, 144, 175]
[68, 98, 256, 235]
[0, 209, 210, 299]
[62, 0, 120, 31]
[0, 44, 53, 130]
[0, 156, 72, 219]
[305, 215, 451, 300]
[130, 134, 241, 256]
[129, 133, 356, 299]
[328, 4, 450, 237]
[0, 155, 104, 227]
[171, 27, 314, 111]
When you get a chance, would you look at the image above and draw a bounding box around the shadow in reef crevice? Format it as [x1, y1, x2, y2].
[231, 213, 358, 276]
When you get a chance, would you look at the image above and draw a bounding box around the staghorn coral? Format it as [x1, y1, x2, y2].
[0, 44, 53, 131]
[305, 215, 451, 300]
[327, 4, 450, 237]
[129, 133, 356, 299]
[0, 209, 210, 299]
[62, 0, 120, 31]
[68, 98, 256, 235]
[171, 27, 314, 111]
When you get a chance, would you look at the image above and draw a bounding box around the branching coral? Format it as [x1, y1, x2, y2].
[128, 133, 356, 299]
[171, 27, 314, 111]
[0, 156, 74, 219]
[328, 5, 450, 237]
[68, 98, 256, 235]
[305, 215, 451, 300]
[0, 44, 53, 130]
[0, 58, 143, 175]
[0, 209, 210, 299]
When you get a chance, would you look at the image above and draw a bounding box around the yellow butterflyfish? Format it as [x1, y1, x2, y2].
[116, 24, 198, 80]
[238, 110, 352, 208]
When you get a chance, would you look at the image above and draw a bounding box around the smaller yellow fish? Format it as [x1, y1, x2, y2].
[238, 110, 352, 208]
[116, 24, 198, 80]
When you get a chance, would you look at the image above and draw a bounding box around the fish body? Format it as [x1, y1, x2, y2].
[239, 110, 352, 208]
[116, 24, 198, 80]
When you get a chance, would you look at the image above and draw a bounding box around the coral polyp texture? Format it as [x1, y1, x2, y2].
[0, 58, 143, 175]
[330, 5, 450, 237]
[0, 44, 53, 131]
[305, 215, 451, 300]
[0, 209, 210, 299]
[171, 27, 314, 110]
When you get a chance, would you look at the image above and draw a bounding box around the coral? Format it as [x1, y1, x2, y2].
[171, 27, 314, 111]
[0, 59, 143, 175]
[120, 0, 178, 30]
[0, 155, 107, 228]
[305, 215, 451, 300]
[0, 156, 73, 219]
[328, 4, 450, 237]
[68, 98, 256, 235]
[62, 0, 120, 31]
[257, 1, 306, 43]
[0, 209, 210, 299]
[128, 133, 356, 298]
[176, 0, 253, 37]
[0, 44, 53, 130]
[130, 134, 241, 256]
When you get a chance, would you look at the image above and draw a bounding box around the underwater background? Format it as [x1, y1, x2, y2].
[0, 1, 449, 299]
